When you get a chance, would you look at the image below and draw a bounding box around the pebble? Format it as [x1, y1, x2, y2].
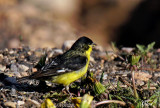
[20, 72, 29, 77]
[4, 101, 16, 108]
[90, 56, 95, 63]
[0, 54, 3, 61]
[136, 79, 145, 86]
[48, 49, 63, 58]
[115, 71, 130, 77]
[11, 85, 17, 96]
[153, 71, 160, 77]
[110, 78, 117, 85]
[26, 98, 41, 108]
[18, 64, 29, 72]
[9, 50, 15, 55]
[62, 40, 75, 50]
[19, 55, 25, 59]
[0, 64, 6, 71]
[54, 49, 63, 54]
[122, 47, 134, 53]
[35, 51, 42, 57]
[17, 101, 25, 106]
[32, 68, 37, 72]
[105, 51, 117, 61]
[98, 52, 108, 60]
[10, 64, 18, 72]
[103, 74, 108, 80]
[13, 72, 21, 78]
[27, 51, 32, 56]
[94, 45, 104, 51]
[48, 51, 54, 58]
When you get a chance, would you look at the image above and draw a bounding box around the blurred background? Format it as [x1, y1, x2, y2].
[0, 0, 160, 49]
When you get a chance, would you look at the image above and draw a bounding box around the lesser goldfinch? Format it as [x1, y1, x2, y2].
[19, 36, 96, 94]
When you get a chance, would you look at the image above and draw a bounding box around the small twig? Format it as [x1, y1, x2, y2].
[110, 44, 126, 62]
[116, 54, 126, 61]
[26, 98, 41, 108]
[140, 68, 160, 72]
[95, 100, 126, 106]
[119, 77, 141, 91]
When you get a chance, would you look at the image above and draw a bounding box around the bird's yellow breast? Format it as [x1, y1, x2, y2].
[51, 46, 92, 86]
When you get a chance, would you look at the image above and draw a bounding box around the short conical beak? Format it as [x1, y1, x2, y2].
[92, 43, 97, 46]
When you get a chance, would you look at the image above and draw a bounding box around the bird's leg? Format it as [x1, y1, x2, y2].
[65, 85, 72, 97]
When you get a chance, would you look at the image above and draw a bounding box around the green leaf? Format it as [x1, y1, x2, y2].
[114, 95, 124, 101]
[136, 100, 143, 108]
[149, 88, 160, 107]
[41, 98, 56, 108]
[146, 42, 155, 53]
[100, 71, 104, 83]
[93, 81, 106, 95]
[130, 55, 141, 66]
[35, 54, 47, 69]
[147, 80, 150, 90]
[80, 94, 93, 108]
[136, 44, 145, 53]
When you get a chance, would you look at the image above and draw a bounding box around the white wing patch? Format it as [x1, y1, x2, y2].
[57, 68, 72, 73]
[57, 69, 65, 73]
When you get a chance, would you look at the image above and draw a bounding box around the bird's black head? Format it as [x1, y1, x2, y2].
[71, 36, 95, 51]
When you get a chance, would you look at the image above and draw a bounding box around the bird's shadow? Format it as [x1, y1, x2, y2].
[0, 73, 63, 93]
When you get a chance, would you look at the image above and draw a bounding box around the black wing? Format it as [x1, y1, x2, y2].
[30, 55, 87, 79]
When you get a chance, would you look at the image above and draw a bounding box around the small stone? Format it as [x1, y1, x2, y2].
[99, 52, 108, 60]
[54, 49, 63, 54]
[122, 47, 134, 53]
[26, 99, 41, 108]
[11, 64, 18, 72]
[48, 51, 54, 58]
[9, 50, 15, 54]
[134, 71, 152, 81]
[4, 48, 8, 52]
[90, 56, 95, 63]
[154, 71, 160, 77]
[19, 55, 25, 59]
[0, 54, 3, 61]
[62, 40, 75, 50]
[27, 51, 32, 56]
[18, 64, 29, 72]
[20, 72, 29, 77]
[4, 101, 16, 108]
[94, 45, 104, 51]
[32, 68, 37, 72]
[11, 85, 17, 96]
[35, 51, 42, 57]
[103, 74, 108, 80]
[0, 64, 6, 71]
[17, 101, 25, 106]
[13, 72, 21, 77]
[136, 79, 145, 86]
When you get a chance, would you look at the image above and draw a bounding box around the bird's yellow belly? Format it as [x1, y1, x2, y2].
[51, 64, 89, 86]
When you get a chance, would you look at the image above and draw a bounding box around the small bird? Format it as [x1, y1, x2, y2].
[19, 36, 96, 95]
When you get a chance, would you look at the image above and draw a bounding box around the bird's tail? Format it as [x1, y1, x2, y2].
[17, 76, 31, 82]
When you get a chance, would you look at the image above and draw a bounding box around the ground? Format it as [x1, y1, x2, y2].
[0, 45, 159, 108]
